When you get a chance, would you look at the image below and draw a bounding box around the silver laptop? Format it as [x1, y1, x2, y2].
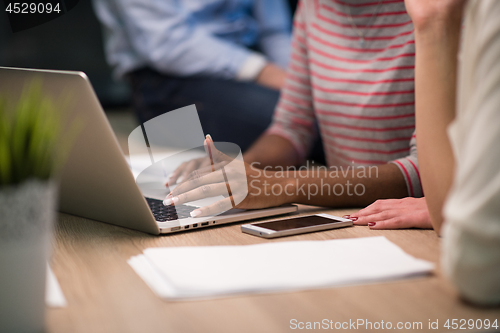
[0, 67, 297, 235]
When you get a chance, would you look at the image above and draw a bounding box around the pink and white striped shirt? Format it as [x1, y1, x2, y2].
[267, 0, 422, 197]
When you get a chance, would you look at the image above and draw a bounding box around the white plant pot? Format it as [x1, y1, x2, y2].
[0, 179, 57, 333]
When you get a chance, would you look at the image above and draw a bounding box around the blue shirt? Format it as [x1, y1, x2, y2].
[93, 0, 292, 79]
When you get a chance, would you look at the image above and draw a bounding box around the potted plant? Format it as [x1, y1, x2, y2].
[0, 81, 75, 332]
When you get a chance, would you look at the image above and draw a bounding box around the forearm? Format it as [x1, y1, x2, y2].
[413, 15, 462, 233]
[254, 163, 407, 207]
[244, 134, 301, 168]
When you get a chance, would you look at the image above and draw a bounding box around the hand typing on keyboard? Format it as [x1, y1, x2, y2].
[163, 135, 288, 218]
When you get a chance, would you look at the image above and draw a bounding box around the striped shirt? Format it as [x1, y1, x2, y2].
[267, 0, 422, 197]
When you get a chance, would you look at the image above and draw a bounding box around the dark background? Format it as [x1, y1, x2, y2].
[0, 0, 298, 108]
[0, 0, 129, 107]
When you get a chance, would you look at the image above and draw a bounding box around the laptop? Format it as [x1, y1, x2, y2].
[0, 67, 297, 235]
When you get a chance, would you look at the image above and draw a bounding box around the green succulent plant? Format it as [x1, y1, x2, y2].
[0, 80, 77, 186]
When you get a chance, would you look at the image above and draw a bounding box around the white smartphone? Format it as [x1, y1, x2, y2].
[241, 213, 353, 238]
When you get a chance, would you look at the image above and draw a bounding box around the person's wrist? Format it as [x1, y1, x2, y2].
[256, 64, 286, 90]
[236, 53, 267, 82]
[279, 176, 298, 204]
[256, 64, 272, 84]
[262, 174, 296, 206]
[413, 20, 462, 50]
[411, 2, 465, 35]
[414, 16, 461, 37]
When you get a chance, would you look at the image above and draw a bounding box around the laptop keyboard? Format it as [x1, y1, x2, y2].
[145, 197, 196, 221]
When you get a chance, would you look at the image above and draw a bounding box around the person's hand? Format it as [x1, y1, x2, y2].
[166, 156, 212, 187]
[345, 197, 432, 230]
[256, 63, 286, 91]
[404, 0, 467, 31]
[164, 135, 289, 217]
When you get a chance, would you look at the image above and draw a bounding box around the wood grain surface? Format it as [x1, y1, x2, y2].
[45, 112, 499, 332]
[46, 206, 500, 333]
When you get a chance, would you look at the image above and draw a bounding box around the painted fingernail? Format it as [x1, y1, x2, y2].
[163, 196, 178, 206]
[342, 215, 350, 219]
[350, 217, 358, 222]
[206, 134, 212, 141]
[190, 209, 201, 218]
[368, 222, 376, 227]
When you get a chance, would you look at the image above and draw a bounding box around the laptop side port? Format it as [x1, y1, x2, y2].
[171, 226, 181, 231]
[201, 222, 209, 226]
[184, 225, 189, 229]
[193, 223, 198, 227]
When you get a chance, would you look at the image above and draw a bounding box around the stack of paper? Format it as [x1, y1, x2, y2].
[46, 265, 67, 307]
[128, 236, 434, 300]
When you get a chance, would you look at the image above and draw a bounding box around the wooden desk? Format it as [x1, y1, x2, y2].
[47, 113, 499, 332]
[47, 206, 500, 333]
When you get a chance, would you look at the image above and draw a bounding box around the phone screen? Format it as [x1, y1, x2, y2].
[253, 215, 345, 231]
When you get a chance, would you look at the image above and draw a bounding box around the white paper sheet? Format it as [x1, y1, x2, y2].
[128, 236, 434, 301]
[46, 265, 67, 307]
